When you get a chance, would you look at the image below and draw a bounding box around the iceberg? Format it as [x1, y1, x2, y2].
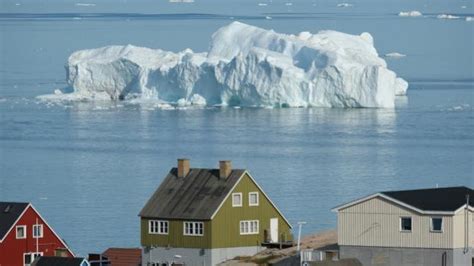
[437, 14, 460, 19]
[398, 11, 422, 17]
[385, 52, 406, 58]
[40, 22, 408, 108]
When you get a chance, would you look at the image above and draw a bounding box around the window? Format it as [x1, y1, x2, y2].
[33, 224, 43, 238]
[24, 252, 42, 266]
[249, 192, 259, 206]
[240, 220, 259, 235]
[183, 222, 204, 236]
[16, 225, 26, 239]
[149, 220, 169, 235]
[400, 217, 412, 232]
[232, 193, 242, 207]
[431, 217, 443, 232]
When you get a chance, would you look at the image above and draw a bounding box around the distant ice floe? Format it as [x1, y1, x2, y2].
[75, 3, 96, 7]
[39, 22, 408, 108]
[385, 52, 406, 58]
[466, 17, 473, 21]
[437, 14, 460, 20]
[265, 16, 272, 19]
[258, 3, 268, 6]
[461, 6, 467, 9]
[169, 0, 194, 3]
[285, 2, 293, 6]
[337, 3, 353, 7]
[398, 11, 422, 17]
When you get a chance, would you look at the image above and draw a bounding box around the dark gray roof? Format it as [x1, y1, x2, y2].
[140, 168, 246, 220]
[32, 256, 86, 266]
[0, 202, 29, 240]
[382, 186, 473, 212]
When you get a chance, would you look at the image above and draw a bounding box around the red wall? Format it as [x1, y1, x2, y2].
[0, 206, 73, 266]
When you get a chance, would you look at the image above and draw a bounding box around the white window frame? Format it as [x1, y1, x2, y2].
[148, 220, 169, 235]
[23, 252, 43, 266]
[183, 221, 204, 236]
[430, 217, 443, 233]
[232, 192, 243, 207]
[249, 192, 259, 206]
[16, 225, 27, 239]
[33, 224, 43, 238]
[239, 220, 259, 235]
[400, 216, 412, 232]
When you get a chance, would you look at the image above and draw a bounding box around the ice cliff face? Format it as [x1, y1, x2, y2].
[42, 22, 408, 108]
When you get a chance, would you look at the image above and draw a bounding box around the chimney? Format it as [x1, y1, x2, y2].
[177, 158, 190, 178]
[219, 160, 232, 179]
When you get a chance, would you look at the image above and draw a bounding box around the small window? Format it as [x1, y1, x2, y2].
[183, 221, 204, 236]
[33, 224, 43, 238]
[400, 217, 412, 232]
[431, 217, 443, 232]
[16, 225, 26, 239]
[249, 192, 259, 206]
[232, 193, 242, 207]
[240, 220, 259, 235]
[149, 220, 169, 235]
[24, 252, 42, 266]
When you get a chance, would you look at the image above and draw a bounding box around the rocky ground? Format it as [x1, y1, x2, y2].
[219, 229, 337, 265]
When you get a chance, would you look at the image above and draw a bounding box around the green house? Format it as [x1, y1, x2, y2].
[139, 159, 293, 266]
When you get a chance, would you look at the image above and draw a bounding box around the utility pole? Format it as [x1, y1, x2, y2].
[297, 221, 307, 252]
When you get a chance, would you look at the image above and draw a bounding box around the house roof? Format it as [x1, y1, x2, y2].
[102, 248, 141, 266]
[333, 186, 473, 214]
[32, 256, 87, 266]
[139, 168, 245, 220]
[381, 186, 473, 212]
[0, 202, 29, 240]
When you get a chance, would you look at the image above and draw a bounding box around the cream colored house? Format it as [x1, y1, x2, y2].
[333, 186, 473, 266]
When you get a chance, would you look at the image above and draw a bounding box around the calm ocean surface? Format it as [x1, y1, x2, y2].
[0, 0, 473, 256]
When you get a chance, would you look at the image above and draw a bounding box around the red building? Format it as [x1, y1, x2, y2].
[0, 202, 74, 266]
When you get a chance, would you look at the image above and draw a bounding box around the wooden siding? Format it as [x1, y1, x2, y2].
[452, 209, 474, 249]
[141, 219, 212, 248]
[338, 196, 454, 248]
[210, 173, 292, 248]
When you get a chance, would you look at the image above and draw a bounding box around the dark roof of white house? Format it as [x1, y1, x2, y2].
[381, 186, 473, 212]
[334, 186, 473, 214]
[139, 168, 246, 220]
[0, 202, 29, 240]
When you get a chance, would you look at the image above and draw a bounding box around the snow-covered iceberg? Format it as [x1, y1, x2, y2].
[40, 22, 408, 108]
[398, 11, 422, 17]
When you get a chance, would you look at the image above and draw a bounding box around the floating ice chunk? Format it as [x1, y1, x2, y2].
[398, 11, 422, 17]
[285, 2, 293, 6]
[385, 52, 406, 58]
[169, 0, 194, 3]
[461, 6, 467, 9]
[437, 14, 460, 19]
[75, 3, 96, 7]
[40, 22, 408, 108]
[337, 3, 353, 7]
[265, 16, 272, 19]
[258, 3, 268, 6]
[466, 17, 473, 21]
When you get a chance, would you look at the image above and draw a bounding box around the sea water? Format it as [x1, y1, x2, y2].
[0, 0, 473, 256]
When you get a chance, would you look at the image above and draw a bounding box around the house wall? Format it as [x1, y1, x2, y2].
[339, 245, 457, 266]
[452, 208, 473, 249]
[211, 173, 292, 248]
[0, 206, 73, 266]
[140, 219, 212, 248]
[338, 197, 454, 249]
